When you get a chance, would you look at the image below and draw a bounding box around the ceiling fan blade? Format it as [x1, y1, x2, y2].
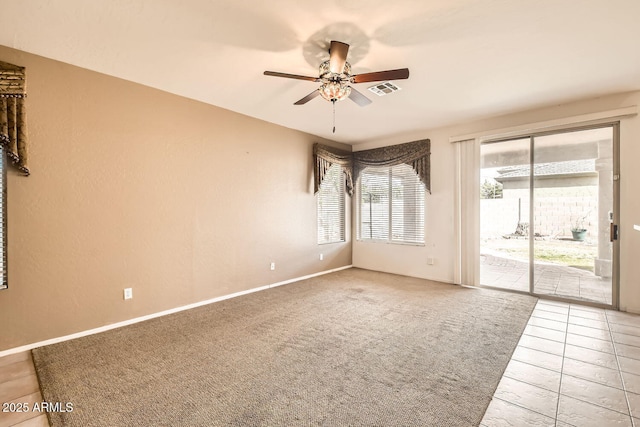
[264, 71, 319, 82]
[329, 41, 349, 74]
[294, 90, 320, 105]
[348, 87, 372, 107]
[352, 68, 410, 84]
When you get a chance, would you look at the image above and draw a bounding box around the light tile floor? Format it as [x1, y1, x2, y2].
[0, 351, 47, 427]
[481, 299, 640, 426]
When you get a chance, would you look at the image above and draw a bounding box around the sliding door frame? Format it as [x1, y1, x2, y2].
[479, 122, 620, 309]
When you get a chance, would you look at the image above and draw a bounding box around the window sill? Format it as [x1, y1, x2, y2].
[356, 239, 425, 247]
[318, 240, 347, 246]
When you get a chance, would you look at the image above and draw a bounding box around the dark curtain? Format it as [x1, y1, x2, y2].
[0, 60, 29, 175]
[314, 139, 431, 196]
[313, 143, 354, 196]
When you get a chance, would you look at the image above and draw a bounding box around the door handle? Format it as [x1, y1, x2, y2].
[610, 224, 618, 242]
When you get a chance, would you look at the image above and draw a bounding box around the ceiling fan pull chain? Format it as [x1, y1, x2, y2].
[332, 100, 336, 133]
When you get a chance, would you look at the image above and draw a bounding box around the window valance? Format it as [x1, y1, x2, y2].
[314, 139, 430, 196]
[353, 139, 430, 193]
[0, 60, 29, 175]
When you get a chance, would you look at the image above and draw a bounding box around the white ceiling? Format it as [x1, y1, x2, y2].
[1, 0, 639, 145]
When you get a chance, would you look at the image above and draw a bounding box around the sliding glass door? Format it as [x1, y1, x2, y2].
[480, 138, 531, 293]
[480, 125, 617, 306]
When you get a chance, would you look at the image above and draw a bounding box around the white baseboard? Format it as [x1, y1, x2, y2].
[0, 265, 353, 358]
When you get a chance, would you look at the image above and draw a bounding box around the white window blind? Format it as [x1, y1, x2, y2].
[317, 163, 345, 244]
[0, 148, 6, 290]
[358, 164, 425, 244]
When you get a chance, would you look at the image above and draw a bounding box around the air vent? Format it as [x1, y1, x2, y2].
[367, 81, 401, 96]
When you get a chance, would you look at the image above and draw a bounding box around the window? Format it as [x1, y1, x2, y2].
[317, 163, 345, 244]
[0, 148, 6, 290]
[358, 164, 425, 244]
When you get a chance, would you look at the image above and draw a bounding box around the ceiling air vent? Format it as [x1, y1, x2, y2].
[367, 81, 401, 96]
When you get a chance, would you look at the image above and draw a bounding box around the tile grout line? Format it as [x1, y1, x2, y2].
[553, 304, 570, 425]
[490, 395, 557, 422]
[522, 332, 565, 344]
[559, 370, 624, 392]
[502, 371, 559, 394]
[0, 368, 37, 385]
[554, 390, 636, 418]
[605, 309, 636, 427]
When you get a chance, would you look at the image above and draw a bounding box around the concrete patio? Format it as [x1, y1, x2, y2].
[480, 252, 612, 305]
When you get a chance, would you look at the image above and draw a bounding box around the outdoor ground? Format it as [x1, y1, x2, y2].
[480, 237, 611, 305]
[483, 237, 598, 272]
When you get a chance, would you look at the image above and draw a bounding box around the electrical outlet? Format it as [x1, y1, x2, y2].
[427, 258, 435, 265]
[270, 262, 275, 271]
[124, 288, 133, 300]
[319, 253, 324, 261]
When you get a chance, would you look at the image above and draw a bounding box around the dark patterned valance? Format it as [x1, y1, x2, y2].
[314, 143, 354, 196]
[0, 60, 29, 175]
[314, 139, 431, 196]
[354, 139, 431, 193]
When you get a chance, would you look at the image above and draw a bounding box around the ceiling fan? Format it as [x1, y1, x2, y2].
[264, 40, 409, 131]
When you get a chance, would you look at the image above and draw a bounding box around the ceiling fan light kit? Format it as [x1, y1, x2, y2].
[319, 81, 351, 102]
[318, 59, 352, 102]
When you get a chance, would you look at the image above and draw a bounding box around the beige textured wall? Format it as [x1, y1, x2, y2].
[0, 46, 351, 351]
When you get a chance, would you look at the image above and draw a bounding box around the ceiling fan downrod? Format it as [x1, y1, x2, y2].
[332, 100, 336, 133]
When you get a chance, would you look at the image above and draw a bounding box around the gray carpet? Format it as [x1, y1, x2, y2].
[32, 268, 536, 426]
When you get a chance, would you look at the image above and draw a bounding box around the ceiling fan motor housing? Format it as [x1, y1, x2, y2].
[319, 60, 352, 81]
